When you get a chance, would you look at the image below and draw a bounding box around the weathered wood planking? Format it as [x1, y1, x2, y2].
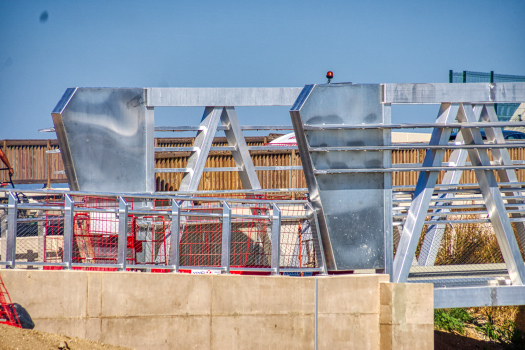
[2, 138, 525, 189]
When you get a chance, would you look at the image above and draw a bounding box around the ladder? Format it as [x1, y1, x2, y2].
[0, 275, 21, 328]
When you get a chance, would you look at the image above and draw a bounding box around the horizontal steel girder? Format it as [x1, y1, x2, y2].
[435, 285, 525, 308]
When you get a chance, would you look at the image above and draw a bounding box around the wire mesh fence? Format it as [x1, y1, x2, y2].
[0, 191, 319, 274]
[71, 196, 118, 265]
[230, 201, 271, 268]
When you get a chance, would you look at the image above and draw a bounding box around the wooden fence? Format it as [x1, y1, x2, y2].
[2, 138, 525, 190]
[0, 140, 65, 186]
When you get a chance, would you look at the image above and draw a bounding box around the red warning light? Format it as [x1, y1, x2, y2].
[326, 71, 333, 83]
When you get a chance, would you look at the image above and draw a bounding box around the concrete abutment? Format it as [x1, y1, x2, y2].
[0, 270, 432, 349]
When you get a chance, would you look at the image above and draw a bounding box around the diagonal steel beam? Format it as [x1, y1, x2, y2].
[480, 104, 525, 252]
[393, 103, 459, 282]
[417, 105, 482, 266]
[457, 103, 525, 286]
[221, 107, 261, 189]
[179, 107, 223, 192]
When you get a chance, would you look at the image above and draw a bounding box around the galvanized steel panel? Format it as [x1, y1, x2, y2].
[383, 82, 525, 104]
[52, 88, 154, 193]
[291, 84, 390, 270]
[147, 87, 303, 106]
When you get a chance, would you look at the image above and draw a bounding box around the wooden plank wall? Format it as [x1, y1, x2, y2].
[0, 140, 66, 186]
[2, 138, 525, 189]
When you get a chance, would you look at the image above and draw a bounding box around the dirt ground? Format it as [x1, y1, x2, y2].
[435, 330, 507, 350]
[0, 324, 134, 350]
[0, 322, 515, 350]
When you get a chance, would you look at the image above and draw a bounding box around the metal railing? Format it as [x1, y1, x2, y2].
[0, 189, 326, 275]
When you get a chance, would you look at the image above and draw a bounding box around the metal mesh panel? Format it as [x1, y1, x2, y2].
[129, 216, 169, 266]
[278, 205, 317, 268]
[44, 194, 65, 263]
[14, 216, 44, 266]
[179, 200, 222, 267]
[71, 196, 119, 265]
[230, 201, 271, 268]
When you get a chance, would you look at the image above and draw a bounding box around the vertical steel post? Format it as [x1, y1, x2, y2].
[145, 106, 156, 192]
[221, 201, 232, 273]
[6, 192, 17, 268]
[63, 194, 74, 269]
[170, 199, 181, 272]
[383, 103, 393, 279]
[271, 203, 281, 275]
[306, 202, 327, 275]
[117, 197, 128, 271]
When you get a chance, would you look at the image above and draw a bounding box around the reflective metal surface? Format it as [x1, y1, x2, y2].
[434, 286, 525, 308]
[221, 107, 261, 189]
[291, 84, 390, 271]
[383, 83, 525, 104]
[52, 88, 154, 193]
[147, 87, 302, 106]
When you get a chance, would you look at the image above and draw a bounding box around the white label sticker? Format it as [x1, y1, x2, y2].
[191, 269, 221, 275]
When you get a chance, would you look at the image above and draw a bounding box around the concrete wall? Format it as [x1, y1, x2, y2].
[0, 270, 433, 350]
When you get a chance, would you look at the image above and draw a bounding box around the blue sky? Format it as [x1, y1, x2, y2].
[1, 0, 524, 139]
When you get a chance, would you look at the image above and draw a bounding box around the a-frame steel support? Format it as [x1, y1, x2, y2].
[418, 104, 525, 266]
[393, 103, 525, 285]
[179, 107, 261, 192]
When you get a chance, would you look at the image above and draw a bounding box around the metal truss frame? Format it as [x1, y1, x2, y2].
[418, 104, 525, 267]
[392, 102, 525, 286]
[178, 106, 261, 192]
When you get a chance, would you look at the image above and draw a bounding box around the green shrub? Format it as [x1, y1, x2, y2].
[434, 309, 469, 334]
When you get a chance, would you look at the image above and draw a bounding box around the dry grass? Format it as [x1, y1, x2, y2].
[434, 220, 503, 265]
[468, 306, 525, 333]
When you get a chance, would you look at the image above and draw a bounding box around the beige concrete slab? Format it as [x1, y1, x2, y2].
[32, 318, 88, 339]
[0, 270, 88, 319]
[100, 272, 212, 317]
[85, 317, 102, 343]
[380, 324, 393, 350]
[87, 271, 103, 317]
[318, 313, 380, 350]
[380, 282, 434, 350]
[100, 316, 211, 350]
[403, 284, 434, 325]
[380, 283, 433, 325]
[211, 315, 314, 350]
[211, 274, 314, 316]
[318, 274, 388, 315]
[388, 324, 434, 350]
[0, 270, 435, 350]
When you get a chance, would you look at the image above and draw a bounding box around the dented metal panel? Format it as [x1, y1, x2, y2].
[52, 88, 154, 193]
[291, 84, 390, 270]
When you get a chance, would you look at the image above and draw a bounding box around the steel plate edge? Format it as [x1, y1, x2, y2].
[290, 84, 337, 270]
[51, 88, 79, 191]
